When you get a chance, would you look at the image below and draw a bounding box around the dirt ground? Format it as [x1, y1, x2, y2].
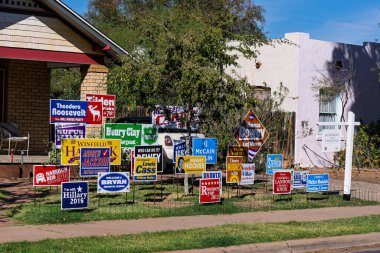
[300, 168, 380, 184]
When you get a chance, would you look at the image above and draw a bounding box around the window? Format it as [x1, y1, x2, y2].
[319, 89, 341, 132]
[0, 69, 5, 122]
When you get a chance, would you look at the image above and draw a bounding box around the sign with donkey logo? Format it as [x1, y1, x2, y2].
[50, 99, 102, 124]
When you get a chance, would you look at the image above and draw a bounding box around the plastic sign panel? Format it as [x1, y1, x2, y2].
[135, 145, 163, 173]
[61, 181, 88, 210]
[133, 157, 157, 182]
[152, 105, 199, 131]
[199, 179, 221, 204]
[266, 154, 283, 175]
[33, 165, 70, 187]
[80, 147, 110, 177]
[202, 171, 222, 195]
[228, 146, 248, 163]
[192, 138, 218, 164]
[50, 99, 102, 124]
[293, 171, 308, 188]
[240, 163, 255, 185]
[97, 172, 130, 193]
[226, 156, 243, 183]
[86, 94, 116, 118]
[55, 123, 86, 149]
[175, 156, 206, 174]
[173, 141, 186, 163]
[273, 170, 292, 195]
[322, 130, 341, 152]
[307, 174, 329, 192]
[131, 149, 135, 175]
[104, 123, 158, 148]
[61, 138, 121, 165]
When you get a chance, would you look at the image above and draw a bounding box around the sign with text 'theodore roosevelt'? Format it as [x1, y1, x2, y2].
[50, 99, 102, 124]
[226, 156, 243, 183]
[86, 94, 116, 118]
[133, 157, 157, 182]
[175, 156, 206, 174]
[61, 138, 121, 165]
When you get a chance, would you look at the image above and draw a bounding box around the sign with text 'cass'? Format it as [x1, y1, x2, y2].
[322, 130, 341, 152]
[266, 154, 283, 175]
[226, 156, 243, 183]
[50, 99, 102, 124]
[80, 148, 110, 177]
[234, 110, 269, 159]
[61, 181, 88, 210]
[33, 165, 70, 187]
[104, 123, 158, 148]
[273, 170, 292, 195]
[175, 156, 206, 174]
[61, 139, 121, 165]
[192, 138, 218, 164]
[228, 146, 248, 163]
[135, 145, 163, 173]
[173, 141, 186, 163]
[199, 179, 221, 204]
[97, 172, 130, 193]
[55, 123, 86, 149]
[307, 174, 329, 192]
[133, 157, 157, 182]
[86, 94, 116, 118]
[240, 163, 255, 185]
[293, 171, 308, 188]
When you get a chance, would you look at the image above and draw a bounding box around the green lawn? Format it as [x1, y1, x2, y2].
[1, 215, 380, 253]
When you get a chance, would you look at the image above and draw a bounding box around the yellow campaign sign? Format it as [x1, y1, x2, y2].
[175, 156, 206, 174]
[226, 156, 243, 183]
[134, 157, 157, 182]
[61, 139, 121, 165]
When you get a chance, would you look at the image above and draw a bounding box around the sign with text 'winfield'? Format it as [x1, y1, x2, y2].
[273, 170, 292, 195]
[61, 181, 88, 210]
[80, 147, 110, 177]
[33, 165, 70, 187]
[50, 99, 102, 124]
[192, 138, 218, 164]
[199, 179, 221, 204]
[86, 94, 116, 118]
[97, 172, 130, 193]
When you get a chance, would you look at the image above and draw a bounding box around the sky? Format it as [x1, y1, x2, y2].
[62, 0, 380, 45]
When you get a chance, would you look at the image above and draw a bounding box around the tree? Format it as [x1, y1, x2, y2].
[50, 68, 81, 100]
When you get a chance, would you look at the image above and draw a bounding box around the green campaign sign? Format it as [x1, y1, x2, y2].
[104, 123, 158, 148]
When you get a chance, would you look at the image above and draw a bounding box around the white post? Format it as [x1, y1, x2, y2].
[343, 111, 355, 201]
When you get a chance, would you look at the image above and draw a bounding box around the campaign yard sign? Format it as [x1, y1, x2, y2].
[61, 181, 88, 210]
[228, 146, 248, 163]
[273, 170, 292, 195]
[33, 165, 70, 187]
[192, 138, 218, 164]
[199, 179, 221, 204]
[202, 171, 222, 195]
[173, 141, 186, 163]
[134, 157, 157, 182]
[266, 154, 283, 175]
[55, 123, 86, 149]
[61, 138, 121, 166]
[240, 163, 255, 185]
[86, 94, 116, 118]
[135, 145, 163, 173]
[97, 172, 130, 193]
[50, 99, 102, 124]
[307, 174, 329, 192]
[226, 156, 243, 183]
[293, 171, 308, 188]
[131, 149, 135, 175]
[175, 156, 206, 174]
[80, 147, 110, 177]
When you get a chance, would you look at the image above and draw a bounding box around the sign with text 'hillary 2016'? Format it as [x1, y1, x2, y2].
[61, 181, 88, 210]
[80, 147, 110, 177]
[240, 163, 255, 185]
[134, 157, 157, 182]
[33, 165, 70, 187]
[307, 174, 329, 192]
[226, 156, 243, 183]
[199, 178, 221, 204]
[175, 156, 206, 174]
[266, 154, 283, 175]
[97, 172, 130, 193]
[55, 123, 86, 149]
[86, 94, 116, 118]
[293, 171, 308, 188]
[273, 170, 292, 195]
[192, 138, 217, 164]
[135, 145, 163, 173]
[50, 99, 102, 124]
[173, 141, 186, 163]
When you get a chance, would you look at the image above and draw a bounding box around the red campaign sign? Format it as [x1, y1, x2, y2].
[33, 165, 70, 187]
[199, 178, 221, 204]
[86, 94, 116, 118]
[273, 171, 292, 195]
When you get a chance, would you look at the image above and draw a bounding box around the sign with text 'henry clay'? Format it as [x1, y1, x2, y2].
[226, 156, 243, 183]
[50, 99, 102, 124]
[33, 165, 70, 187]
[86, 94, 116, 118]
[273, 170, 292, 195]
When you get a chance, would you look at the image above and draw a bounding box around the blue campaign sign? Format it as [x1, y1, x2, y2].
[97, 172, 130, 193]
[80, 147, 110, 177]
[192, 138, 218, 164]
[50, 99, 88, 123]
[173, 141, 186, 163]
[293, 171, 308, 188]
[61, 181, 89, 210]
[266, 154, 283, 175]
[307, 174, 329, 192]
[202, 171, 222, 181]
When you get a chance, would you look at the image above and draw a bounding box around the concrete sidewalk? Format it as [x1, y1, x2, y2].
[1, 205, 380, 244]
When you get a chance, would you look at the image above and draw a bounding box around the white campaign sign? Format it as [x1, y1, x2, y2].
[322, 129, 341, 152]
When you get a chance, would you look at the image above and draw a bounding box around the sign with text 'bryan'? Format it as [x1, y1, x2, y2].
[97, 172, 130, 193]
[55, 123, 86, 149]
[135, 145, 163, 173]
[226, 156, 243, 183]
[175, 156, 206, 174]
[199, 179, 221, 204]
[273, 170, 292, 195]
[80, 147, 110, 177]
[307, 174, 329, 192]
[133, 157, 157, 182]
[50, 99, 102, 124]
[86, 94, 116, 118]
[61, 181, 88, 210]
[192, 138, 218, 164]
[33, 165, 70, 187]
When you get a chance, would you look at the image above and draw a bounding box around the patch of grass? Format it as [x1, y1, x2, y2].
[1, 215, 380, 253]
[0, 189, 12, 200]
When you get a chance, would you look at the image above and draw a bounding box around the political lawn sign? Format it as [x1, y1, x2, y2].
[61, 181, 88, 210]
[293, 171, 309, 188]
[273, 170, 292, 195]
[175, 156, 206, 174]
[307, 174, 329, 192]
[97, 172, 130, 193]
[202, 171, 222, 195]
[131, 149, 135, 175]
[240, 163, 255, 185]
[266, 154, 283, 175]
[133, 157, 157, 182]
[80, 147, 110, 177]
[135, 145, 163, 173]
[226, 156, 243, 183]
[322, 130, 341, 152]
[54, 123, 86, 149]
[61, 138, 121, 166]
[173, 141, 186, 163]
[33, 165, 70, 187]
[192, 138, 218, 164]
[86, 94, 116, 118]
[50, 99, 102, 124]
[199, 178, 221, 204]
[228, 146, 248, 163]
